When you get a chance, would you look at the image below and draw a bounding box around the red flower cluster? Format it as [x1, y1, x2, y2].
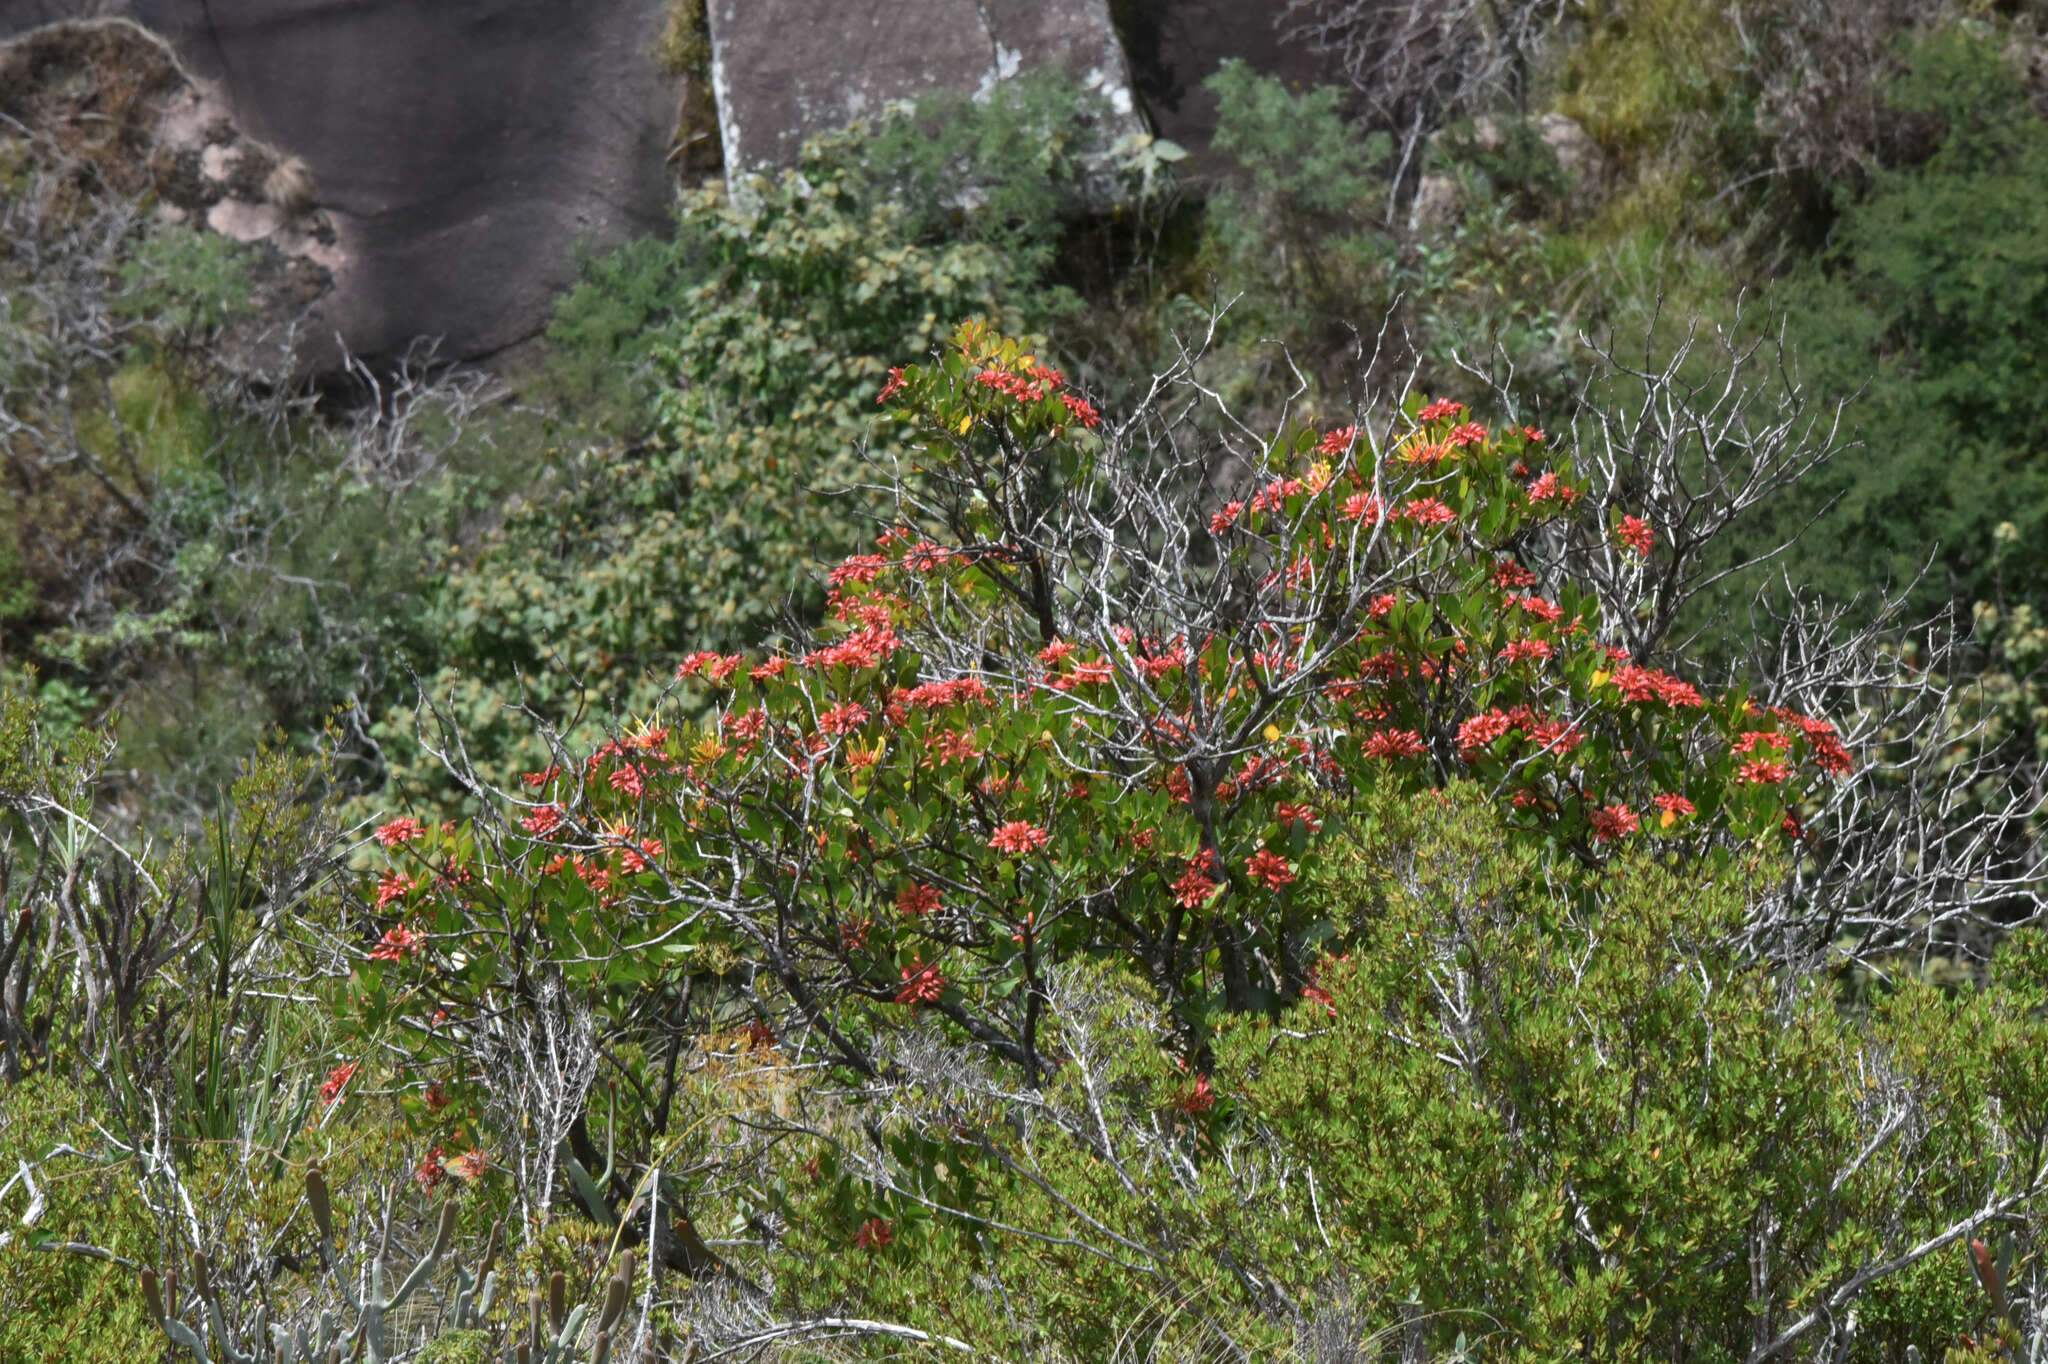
[521, 803, 565, 836]
[1317, 425, 1357, 456]
[1341, 492, 1386, 524]
[1397, 498, 1456, 526]
[320, 1062, 358, 1106]
[1276, 802, 1322, 832]
[1245, 849, 1296, 889]
[1210, 500, 1246, 534]
[895, 960, 946, 1006]
[899, 676, 993, 710]
[987, 821, 1051, 855]
[678, 651, 745, 683]
[1773, 707, 1855, 776]
[1737, 758, 1791, 786]
[1362, 728, 1426, 760]
[818, 702, 870, 735]
[368, 924, 420, 963]
[897, 882, 943, 917]
[976, 366, 1057, 405]
[1493, 559, 1537, 589]
[374, 817, 426, 847]
[1060, 393, 1102, 428]
[1417, 399, 1466, 422]
[1588, 804, 1640, 843]
[1610, 665, 1705, 708]
[1173, 1073, 1216, 1115]
[1458, 709, 1517, 755]
[374, 869, 420, 910]
[1617, 515, 1654, 556]
[1172, 861, 1220, 908]
[801, 626, 900, 671]
[854, 1216, 895, 1251]
[1498, 638, 1552, 665]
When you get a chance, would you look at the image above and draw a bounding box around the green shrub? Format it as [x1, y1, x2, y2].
[379, 125, 1041, 813]
[1769, 26, 2048, 610]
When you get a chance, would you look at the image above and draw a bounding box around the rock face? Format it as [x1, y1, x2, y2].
[705, 0, 1137, 175]
[1115, 1, 1343, 174]
[1, 0, 682, 370]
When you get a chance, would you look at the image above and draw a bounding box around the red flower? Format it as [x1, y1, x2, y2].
[1610, 665, 1704, 709]
[1171, 863, 1220, 908]
[520, 803, 565, 836]
[368, 924, 420, 963]
[1497, 638, 1552, 665]
[373, 869, 419, 910]
[854, 1217, 894, 1251]
[1275, 802, 1322, 832]
[1246, 849, 1297, 889]
[1362, 728, 1426, 760]
[1588, 805, 1640, 843]
[1616, 515, 1654, 556]
[1417, 399, 1465, 422]
[897, 882, 943, 917]
[1060, 393, 1101, 428]
[818, 702, 870, 735]
[1526, 471, 1564, 504]
[1493, 559, 1537, 589]
[414, 1148, 448, 1192]
[895, 960, 946, 1006]
[1341, 492, 1385, 524]
[1446, 421, 1488, 448]
[828, 554, 890, 588]
[521, 767, 561, 789]
[619, 836, 664, 874]
[1174, 1074, 1216, 1114]
[1396, 497, 1456, 526]
[1458, 710, 1514, 755]
[608, 765, 644, 798]
[1514, 595, 1563, 623]
[877, 366, 908, 405]
[1209, 500, 1246, 534]
[374, 817, 426, 847]
[987, 821, 1050, 855]
[1738, 758, 1790, 786]
[423, 1081, 450, 1112]
[446, 1150, 486, 1182]
[750, 655, 789, 680]
[1521, 426, 1546, 443]
[1318, 425, 1358, 456]
[1653, 792, 1696, 826]
[320, 1062, 359, 1106]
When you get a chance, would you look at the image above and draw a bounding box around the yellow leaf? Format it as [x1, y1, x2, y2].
[1591, 670, 1610, 687]
[958, 414, 974, 435]
[1263, 724, 1282, 743]
[1660, 809, 1677, 829]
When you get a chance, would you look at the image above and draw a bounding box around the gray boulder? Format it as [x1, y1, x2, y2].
[1, 0, 682, 371]
[705, 0, 1138, 176]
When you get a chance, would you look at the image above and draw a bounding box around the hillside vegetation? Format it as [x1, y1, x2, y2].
[4, 5, 2048, 1360]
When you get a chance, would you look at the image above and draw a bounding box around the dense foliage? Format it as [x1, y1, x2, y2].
[8, 3, 2048, 1360]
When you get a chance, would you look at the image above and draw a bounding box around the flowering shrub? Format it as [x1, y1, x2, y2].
[348, 322, 1853, 1082]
